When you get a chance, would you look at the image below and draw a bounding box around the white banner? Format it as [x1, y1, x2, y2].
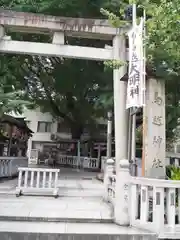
[126, 18, 145, 109]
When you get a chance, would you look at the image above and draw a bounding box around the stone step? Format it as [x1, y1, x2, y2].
[0, 195, 113, 224]
[0, 215, 113, 223]
[0, 221, 157, 240]
[0, 190, 103, 198]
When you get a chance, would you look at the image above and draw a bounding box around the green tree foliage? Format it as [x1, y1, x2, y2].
[0, 54, 31, 117]
[102, 0, 180, 143]
[21, 56, 113, 138]
[143, 0, 180, 143]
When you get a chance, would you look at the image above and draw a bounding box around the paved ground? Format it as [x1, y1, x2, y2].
[0, 168, 157, 238]
[0, 168, 112, 222]
[0, 167, 99, 194]
[0, 195, 112, 222]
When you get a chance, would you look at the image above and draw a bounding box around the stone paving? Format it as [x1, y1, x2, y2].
[0, 168, 157, 238]
[0, 195, 112, 222]
[0, 168, 100, 195]
[0, 168, 112, 222]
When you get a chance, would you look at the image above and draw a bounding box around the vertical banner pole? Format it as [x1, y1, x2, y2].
[131, 3, 137, 176]
[127, 4, 146, 176]
[142, 9, 146, 177]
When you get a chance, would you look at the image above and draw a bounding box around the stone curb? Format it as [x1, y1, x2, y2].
[0, 216, 113, 223]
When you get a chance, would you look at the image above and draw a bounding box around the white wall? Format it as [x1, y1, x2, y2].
[10, 108, 107, 158]
[10, 108, 72, 157]
[26, 108, 55, 142]
[13, 108, 72, 142]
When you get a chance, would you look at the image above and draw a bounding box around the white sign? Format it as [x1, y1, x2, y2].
[126, 19, 145, 109]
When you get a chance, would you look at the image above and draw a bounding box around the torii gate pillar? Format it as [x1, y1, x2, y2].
[113, 35, 130, 226]
[113, 35, 128, 169]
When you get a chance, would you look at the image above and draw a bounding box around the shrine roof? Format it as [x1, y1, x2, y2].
[0, 114, 33, 133]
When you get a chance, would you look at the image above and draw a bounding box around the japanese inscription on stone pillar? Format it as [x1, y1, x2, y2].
[144, 79, 165, 178]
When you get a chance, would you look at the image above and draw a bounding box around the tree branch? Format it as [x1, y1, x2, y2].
[41, 79, 73, 124]
[23, 57, 73, 124]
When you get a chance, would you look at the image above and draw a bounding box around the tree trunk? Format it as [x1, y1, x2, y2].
[70, 124, 83, 140]
[70, 124, 83, 155]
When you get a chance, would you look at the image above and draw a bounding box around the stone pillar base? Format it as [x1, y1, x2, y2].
[114, 159, 130, 226]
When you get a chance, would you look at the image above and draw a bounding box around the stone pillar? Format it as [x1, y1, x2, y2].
[77, 140, 81, 169]
[97, 144, 101, 159]
[107, 111, 112, 159]
[113, 35, 128, 171]
[27, 138, 32, 163]
[114, 159, 130, 225]
[113, 35, 129, 225]
[143, 78, 165, 178]
[104, 158, 114, 200]
[52, 32, 64, 44]
[0, 26, 5, 38]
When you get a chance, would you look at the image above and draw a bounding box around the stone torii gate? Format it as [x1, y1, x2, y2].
[0, 9, 165, 223]
[0, 9, 129, 177]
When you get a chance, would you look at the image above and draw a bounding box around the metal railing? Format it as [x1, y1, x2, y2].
[16, 167, 60, 197]
[0, 157, 27, 178]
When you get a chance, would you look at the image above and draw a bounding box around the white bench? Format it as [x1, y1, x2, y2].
[16, 167, 60, 198]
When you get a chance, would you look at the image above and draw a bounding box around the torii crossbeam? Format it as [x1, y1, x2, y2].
[0, 9, 130, 61]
